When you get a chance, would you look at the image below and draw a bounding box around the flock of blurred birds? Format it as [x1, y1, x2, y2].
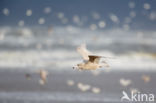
[24, 66, 152, 94]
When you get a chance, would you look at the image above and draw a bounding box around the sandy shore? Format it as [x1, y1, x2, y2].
[0, 69, 155, 103]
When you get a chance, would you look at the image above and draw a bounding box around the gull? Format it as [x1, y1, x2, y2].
[39, 69, 48, 85]
[73, 44, 111, 70]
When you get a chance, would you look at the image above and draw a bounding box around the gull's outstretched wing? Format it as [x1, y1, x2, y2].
[88, 55, 101, 63]
[77, 44, 91, 60]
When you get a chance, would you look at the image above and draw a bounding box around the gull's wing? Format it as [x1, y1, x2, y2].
[88, 55, 101, 63]
[77, 44, 91, 60]
[88, 55, 110, 67]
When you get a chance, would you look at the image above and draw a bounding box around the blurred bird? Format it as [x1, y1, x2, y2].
[142, 75, 151, 83]
[25, 73, 31, 80]
[77, 82, 91, 92]
[120, 78, 132, 87]
[91, 87, 101, 94]
[39, 69, 48, 85]
[73, 44, 111, 70]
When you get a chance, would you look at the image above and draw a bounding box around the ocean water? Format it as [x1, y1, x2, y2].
[0, 26, 156, 71]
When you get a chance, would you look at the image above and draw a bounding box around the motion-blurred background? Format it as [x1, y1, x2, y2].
[0, 0, 156, 103]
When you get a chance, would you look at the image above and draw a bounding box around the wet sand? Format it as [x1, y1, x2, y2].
[0, 69, 155, 103]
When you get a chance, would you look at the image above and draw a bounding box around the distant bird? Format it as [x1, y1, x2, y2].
[25, 73, 31, 80]
[39, 69, 48, 85]
[77, 82, 91, 92]
[91, 87, 101, 94]
[73, 44, 111, 70]
[120, 78, 132, 87]
[142, 75, 151, 83]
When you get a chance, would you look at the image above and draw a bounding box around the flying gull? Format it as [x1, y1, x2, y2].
[73, 44, 112, 70]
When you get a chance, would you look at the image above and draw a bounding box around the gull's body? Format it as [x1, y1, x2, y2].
[77, 55, 104, 70]
[74, 44, 110, 70]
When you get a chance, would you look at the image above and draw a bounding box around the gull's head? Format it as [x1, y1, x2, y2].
[77, 63, 84, 69]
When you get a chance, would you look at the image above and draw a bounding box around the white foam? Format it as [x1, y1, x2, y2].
[0, 26, 155, 71]
[0, 50, 155, 71]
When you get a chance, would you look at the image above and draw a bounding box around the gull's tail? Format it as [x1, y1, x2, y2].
[101, 61, 110, 68]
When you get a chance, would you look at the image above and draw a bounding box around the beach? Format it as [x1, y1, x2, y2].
[0, 69, 155, 103]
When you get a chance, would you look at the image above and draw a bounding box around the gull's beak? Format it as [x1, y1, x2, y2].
[73, 66, 78, 69]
